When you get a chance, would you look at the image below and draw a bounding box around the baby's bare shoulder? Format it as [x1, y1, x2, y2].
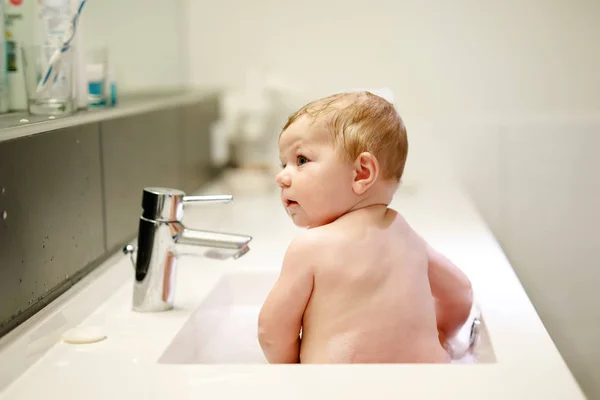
[285, 226, 344, 261]
[294, 226, 340, 248]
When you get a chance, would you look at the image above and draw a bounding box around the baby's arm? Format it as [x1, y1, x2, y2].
[426, 242, 473, 341]
[258, 235, 315, 363]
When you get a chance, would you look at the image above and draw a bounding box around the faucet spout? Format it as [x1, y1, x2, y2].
[175, 227, 252, 260]
[177, 227, 251, 250]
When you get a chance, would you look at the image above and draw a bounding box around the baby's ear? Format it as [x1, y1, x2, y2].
[352, 152, 379, 195]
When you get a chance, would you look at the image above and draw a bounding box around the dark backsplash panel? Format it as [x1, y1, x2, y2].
[0, 124, 105, 335]
[0, 94, 221, 337]
[101, 108, 183, 252]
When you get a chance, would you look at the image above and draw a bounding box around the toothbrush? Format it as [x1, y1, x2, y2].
[35, 0, 88, 95]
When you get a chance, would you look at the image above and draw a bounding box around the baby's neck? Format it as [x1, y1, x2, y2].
[306, 181, 399, 229]
[345, 180, 398, 214]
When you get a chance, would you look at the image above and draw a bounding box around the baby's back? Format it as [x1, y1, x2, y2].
[300, 208, 450, 363]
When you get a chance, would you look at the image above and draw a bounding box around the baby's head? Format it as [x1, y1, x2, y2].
[276, 91, 408, 228]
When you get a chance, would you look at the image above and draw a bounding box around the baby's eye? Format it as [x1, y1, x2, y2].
[297, 155, 309, 166]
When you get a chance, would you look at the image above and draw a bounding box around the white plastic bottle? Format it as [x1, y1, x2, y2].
[3, 0, 35, 111]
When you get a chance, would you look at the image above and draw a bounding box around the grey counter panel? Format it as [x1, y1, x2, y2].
[100, 109, 182, 251]
[0, 124, 104, 334]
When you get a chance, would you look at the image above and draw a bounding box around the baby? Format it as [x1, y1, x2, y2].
[257, 91, 474, 363]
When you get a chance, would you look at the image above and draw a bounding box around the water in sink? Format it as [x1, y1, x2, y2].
[159, 272, 496, 364]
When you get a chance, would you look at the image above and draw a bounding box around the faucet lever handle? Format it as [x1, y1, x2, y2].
[183, 195, 233, 204]
[141, 187, 234, 222]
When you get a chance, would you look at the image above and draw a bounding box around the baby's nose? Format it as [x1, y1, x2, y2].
[276, 171, 291, 187]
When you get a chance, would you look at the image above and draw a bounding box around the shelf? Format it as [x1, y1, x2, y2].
[0, 87, 218, 143]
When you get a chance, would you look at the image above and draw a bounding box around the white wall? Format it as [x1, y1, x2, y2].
[446, 118, 600, 399]
[80, 0, 188, 92]
[185, 1, 600, 398]
[186, 0, 600, 121]
[401, 120, 600, 400]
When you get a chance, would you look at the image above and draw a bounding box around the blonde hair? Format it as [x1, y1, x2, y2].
[282, 91, 408, 181]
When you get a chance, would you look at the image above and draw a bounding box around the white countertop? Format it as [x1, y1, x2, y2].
[0, 176, 585, 399]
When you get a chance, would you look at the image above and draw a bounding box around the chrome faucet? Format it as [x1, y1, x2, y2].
[123, 187, 252, 312]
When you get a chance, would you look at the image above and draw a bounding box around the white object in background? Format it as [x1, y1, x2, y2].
[223, 65, 274, 168]
[6, 45, 27, 111]
[217, 68, 310, 169]
[239, 66, 270, 141]
[4, 0, 35, 111]
[213, 90, 242, 167]
[209, 120, 229, 168]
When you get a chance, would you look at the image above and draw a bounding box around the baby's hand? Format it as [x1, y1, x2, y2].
[441, 304, 481, 360]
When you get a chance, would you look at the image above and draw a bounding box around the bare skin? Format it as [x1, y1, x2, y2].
[258, 204, 472, 363]
[258, 110, 473, 364]
[301, 205, 449, 363]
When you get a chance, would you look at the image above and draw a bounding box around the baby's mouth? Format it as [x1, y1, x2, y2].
[285, 199, 298, 207]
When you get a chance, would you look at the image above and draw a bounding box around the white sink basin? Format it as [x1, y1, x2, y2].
[158, 271, 496, 364]
[159, 272, 276, 364]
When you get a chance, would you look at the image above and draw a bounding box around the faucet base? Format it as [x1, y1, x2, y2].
[132, 303, 174, 313]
